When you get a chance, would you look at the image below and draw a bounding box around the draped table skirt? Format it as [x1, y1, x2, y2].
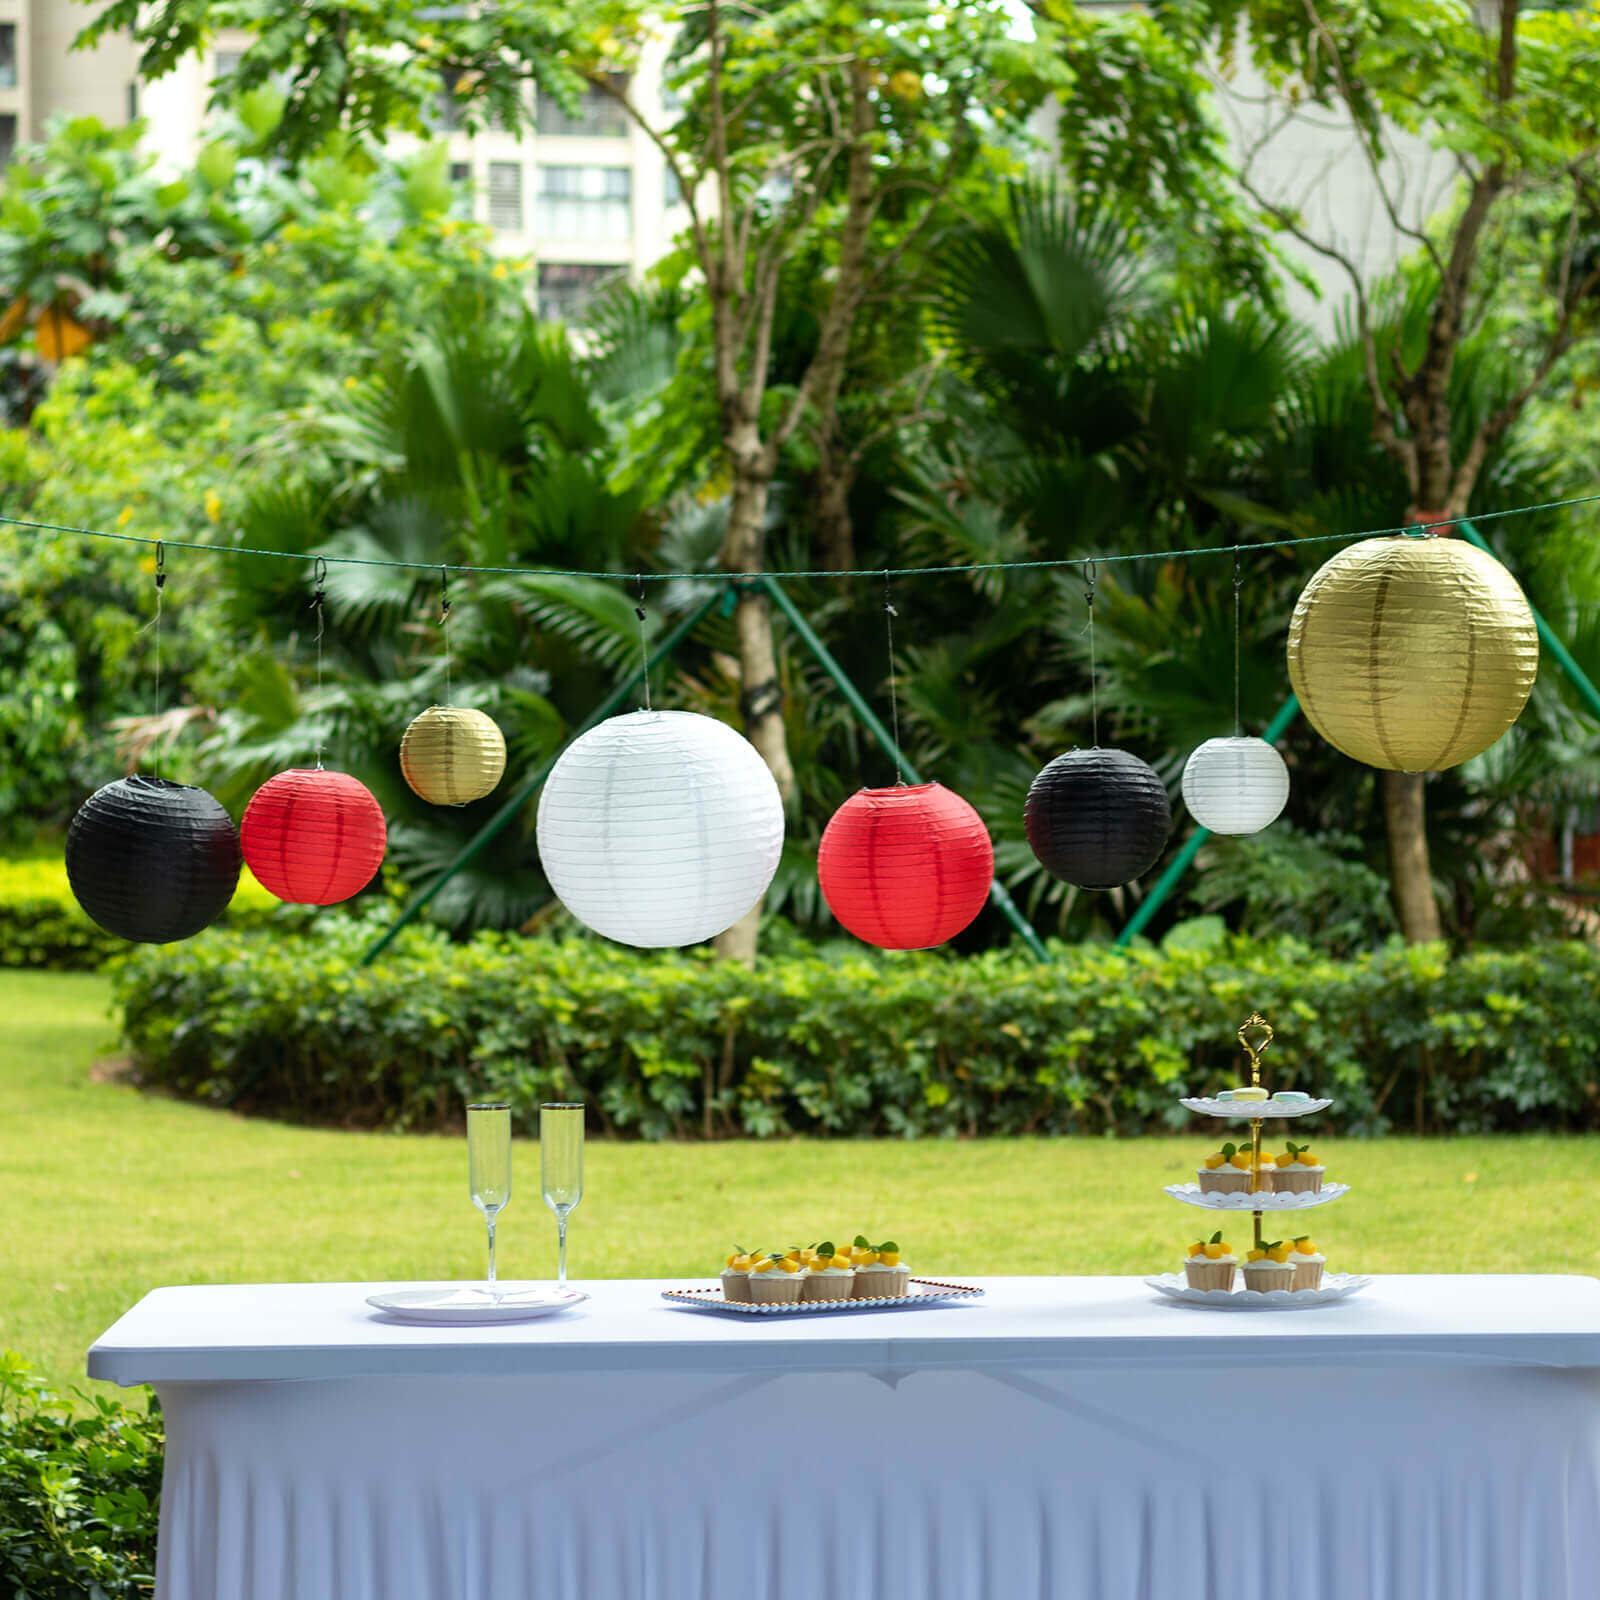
[89, 1276, 1600, 1600]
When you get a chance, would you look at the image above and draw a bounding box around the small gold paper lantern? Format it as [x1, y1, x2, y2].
[400, 706, 507, 805]
[1287, 535, 1538, 772]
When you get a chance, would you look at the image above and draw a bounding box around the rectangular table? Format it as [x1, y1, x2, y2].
[91, 1275, 1600, 1600]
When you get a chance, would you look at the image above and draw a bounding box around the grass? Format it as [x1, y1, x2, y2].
[3, 969, 1598, 1403]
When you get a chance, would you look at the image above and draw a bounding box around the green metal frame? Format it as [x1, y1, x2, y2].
[361, 571, 1053, 965]
[1114, 517, 1600, 946]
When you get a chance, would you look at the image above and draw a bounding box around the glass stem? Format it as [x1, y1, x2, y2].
[486, 1213, 498, 1285]
[557, 1213, 569, 1288]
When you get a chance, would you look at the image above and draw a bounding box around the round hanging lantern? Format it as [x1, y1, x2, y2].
[535, 709, 784, 948]
[818, 783, 993, 950]
[1181, 737, 1290, 836]
[1286, 536, 1538, 771]
[1024, 748, 1172, 889]
[241, 769, 387, 905]
[400, 706, 506, 806]
[66, 775, 241, 943]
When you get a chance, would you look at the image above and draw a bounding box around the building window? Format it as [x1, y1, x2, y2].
[215, 50, 243, 80]
[663, 167, 682, 208]
[448, 161, 473, 220]
[537, 263, 625, 324]
[0, 26, 16, 90]
[0, 115, 15, 170]
[536, 77, 629, 138]
[535, 166, 631, 238]
[127, 81, 140, 123]
[487, 162, 523, 231]
[434, 69, 463, 132]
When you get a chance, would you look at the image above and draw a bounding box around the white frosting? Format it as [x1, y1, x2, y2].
[807, 1265, 854, 1278]
[1243, 1260, 1294, 1277]
[1186, 1254, 1238, 1268]
[1288, 1251, 1326, 1266]
[1276, 1162, 1325, 1173]
[1199, 1166, 1252, 1179]
[855, 1261, 906, 1275]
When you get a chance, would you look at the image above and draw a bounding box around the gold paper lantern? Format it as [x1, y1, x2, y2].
[400, 706, 507, 805]
[1287, 536, 1538, 772]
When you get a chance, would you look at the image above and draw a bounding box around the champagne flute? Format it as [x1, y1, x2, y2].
[540, 1103, 584, 1288]
[466, 1102, 512, 1292]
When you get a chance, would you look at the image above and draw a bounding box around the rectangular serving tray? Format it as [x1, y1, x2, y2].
[661, 1278, 984, 1316]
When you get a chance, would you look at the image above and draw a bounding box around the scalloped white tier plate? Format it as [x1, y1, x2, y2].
[1146, 1272, 1371, 1310]
[1181, 1096, 1333, 1119]
[661, 1279, 982, 1316]
[1164, 1181, 1349, 1211]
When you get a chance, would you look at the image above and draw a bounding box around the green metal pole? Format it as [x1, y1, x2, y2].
[760, 573, 1051, 962]
[1115, 694, 1302, 948]
[359, 586, 728, 966]
[1459, 519, 1600, 721]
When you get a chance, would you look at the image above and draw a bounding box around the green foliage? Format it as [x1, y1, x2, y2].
[0, 857, 288, 970]
[0, 1352, 160, 1599]
[113, 917, 1600, 1138]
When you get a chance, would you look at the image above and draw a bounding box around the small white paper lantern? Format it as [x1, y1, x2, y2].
[535, 709, 784, 948]
[1181, 736, 1289, 836]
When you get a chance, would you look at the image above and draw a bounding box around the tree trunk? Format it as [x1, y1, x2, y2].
[815, 432, 858, 573]
[712, 457, 796, 965]
[1383, 770, 1442, 943]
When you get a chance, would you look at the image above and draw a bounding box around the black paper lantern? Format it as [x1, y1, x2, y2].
[1024, 748, 1172, 890]
[66, 776, 241, 943]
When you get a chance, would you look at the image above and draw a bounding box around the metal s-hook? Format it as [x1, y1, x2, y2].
[154, 540, 166, 591]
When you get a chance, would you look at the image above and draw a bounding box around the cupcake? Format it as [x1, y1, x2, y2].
[748, 1252, 806, 1304]
[720, 1247, 759, 1303]
[1242, 1240, 1294, 1293]
[1197, 1141, 1255, 1194]
[1270, 1140, 1325, 1195]
[801, 1242, 856, 1301]
[1287, 1236, 1325, 1291]
[1183, 1230, 1237, 1291]
[850, 1236, 910, 1298]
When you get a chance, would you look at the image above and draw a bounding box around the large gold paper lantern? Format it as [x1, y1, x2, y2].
[400, 706, 507, 805]
[1287, 536, 1538, 772]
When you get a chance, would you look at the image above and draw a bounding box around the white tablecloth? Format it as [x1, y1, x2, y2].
[90, 1275, 1600, 1600]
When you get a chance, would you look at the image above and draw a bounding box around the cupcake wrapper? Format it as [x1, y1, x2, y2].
[720, 1272, 751, 1304]
[801, 1276, 855, 1301]
[1270, 1170, 1324, 1194]
[852, 1269, 910, 1299]
[1243, 1265, 1295, 1293]
[1184, 1260, 1237, 1292]
[749, 1273, 805, 1303]
[1198, 1170, 1252, 1193]
[1291, 1263, 1325, 1292]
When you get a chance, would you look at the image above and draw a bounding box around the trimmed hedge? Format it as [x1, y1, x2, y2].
[0, 857, 290, 970]
[0, 1353, 160, 1598]
[114, 916, 1600, 1137]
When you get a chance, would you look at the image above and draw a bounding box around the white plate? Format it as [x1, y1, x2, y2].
[366, 1284, 590, 1324]
[1180, 1096, 1333, 1119]
[1164, 1181, 1350, 1211]
[1145, 1271, 1371, 1310]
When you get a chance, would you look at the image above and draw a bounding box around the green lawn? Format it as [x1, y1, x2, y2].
[4, 969, 1598, 1402]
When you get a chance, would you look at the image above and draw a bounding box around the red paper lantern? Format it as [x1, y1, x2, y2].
[818, 782, 993, 950]
[241, 768, 387, 906]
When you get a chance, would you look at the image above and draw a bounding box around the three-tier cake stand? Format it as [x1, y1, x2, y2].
[1146, 1011, 1371, 1309]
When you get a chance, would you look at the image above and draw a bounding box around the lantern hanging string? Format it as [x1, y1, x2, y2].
[3, 490, 1600, 584]
[634, 576, 651, 712]
[1233, 548, 1243, 738]
[882, 569, 903, 784]
[1083, 560, 1099, 749]
[138, 541, 166, 779]
[439, 565, 453, 706]
[311, 555, 327, 771]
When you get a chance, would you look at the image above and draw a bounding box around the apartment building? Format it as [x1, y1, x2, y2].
[3, 8, 685, 322]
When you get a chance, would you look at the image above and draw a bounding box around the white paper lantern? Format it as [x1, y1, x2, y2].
[1181, 736, 1290, 836]
[535, 709, 784, 948]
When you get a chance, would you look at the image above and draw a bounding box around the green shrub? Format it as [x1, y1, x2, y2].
[113, 915, 1600, 1137]
[0, 857, 294, 971]
[0, 1353, 160, 1599]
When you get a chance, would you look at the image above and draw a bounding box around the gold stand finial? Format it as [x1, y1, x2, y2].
[1237, 1012, 1274, 1251]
